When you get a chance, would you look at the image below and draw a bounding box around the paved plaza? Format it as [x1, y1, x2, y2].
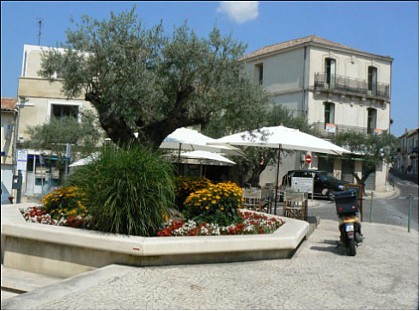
[2, 216, 418, 310]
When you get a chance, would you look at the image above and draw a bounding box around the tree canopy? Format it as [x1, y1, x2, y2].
[39, 7, 270, 149]
[332, 130, 397, 189]
[23, 111, 103, 182]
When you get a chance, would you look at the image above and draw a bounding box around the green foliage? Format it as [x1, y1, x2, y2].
[174, 176, 212, 212]
[39, 7, 270, 149]
[333, 130, 397, 187]
[41, 186, 90, 228]
[23, 111, 103, 182]
[184, 181, 243, 226]
[66, 144, 175, 236]
[333, 130, 397, 167]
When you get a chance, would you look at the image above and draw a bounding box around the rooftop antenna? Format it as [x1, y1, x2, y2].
[36, 17, 43, 45]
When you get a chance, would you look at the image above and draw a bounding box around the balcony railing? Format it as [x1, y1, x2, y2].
[312, 122, 387, 138]
[314, 73, 390, 100]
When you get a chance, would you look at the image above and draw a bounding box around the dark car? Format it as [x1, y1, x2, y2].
[281, 169, 349, 200]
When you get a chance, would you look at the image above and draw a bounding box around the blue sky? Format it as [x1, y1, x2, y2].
[1, 1, 418, 137]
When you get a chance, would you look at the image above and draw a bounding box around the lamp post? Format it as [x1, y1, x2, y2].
[11, 96, 27, 203]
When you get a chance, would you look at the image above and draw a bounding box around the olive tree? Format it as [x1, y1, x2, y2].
[23, 111, 103, 184]
[332, 130, 397, 193]
[38, 7, 270, 149]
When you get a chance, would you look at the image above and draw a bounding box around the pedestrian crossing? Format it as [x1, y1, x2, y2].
[396, 181, 418, 188]
[396, 196, 419, 201]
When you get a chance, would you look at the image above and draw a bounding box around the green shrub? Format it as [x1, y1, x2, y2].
[67, 144, 175, 236]
[184, 181, 243, 226]
[174, 176, 212, 211]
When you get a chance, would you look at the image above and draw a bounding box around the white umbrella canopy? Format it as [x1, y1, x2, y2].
[209, 125, 349, 155]
[69, 152, 99, 168]
[180, 150, 236, 165]
[208, 125, 350, 212]
[159, 127, 241, 155]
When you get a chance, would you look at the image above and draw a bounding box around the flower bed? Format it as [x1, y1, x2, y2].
[157, 211, 284, 236]
[20, 206, 284, 237]
[20, 182, 285, 237]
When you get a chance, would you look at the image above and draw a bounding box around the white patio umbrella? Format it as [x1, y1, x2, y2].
[69, 152, 99, 168]
[180, 150, 236, 165]
[159, 127, 239, 155]
[208, 125, 350, 210]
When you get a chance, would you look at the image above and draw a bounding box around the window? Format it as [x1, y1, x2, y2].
[324, 102, 335, 129]
[368, 66, 377, 95]
[325, 58, 336, 88]
[367, 108, 377, 134]
[51, 104, 79, 119]
[255, 63, 263, 85]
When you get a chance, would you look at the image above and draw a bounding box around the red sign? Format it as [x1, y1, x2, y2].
[305, 154, 312, 164]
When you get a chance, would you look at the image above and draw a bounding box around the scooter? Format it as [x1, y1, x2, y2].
[338, 214, 363, 256]
[334, 190, 363, 256]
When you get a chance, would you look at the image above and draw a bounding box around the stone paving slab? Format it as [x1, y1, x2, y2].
[2, 219, 418, 310]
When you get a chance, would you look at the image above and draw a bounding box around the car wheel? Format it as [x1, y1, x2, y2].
[327, 190, 335, 201]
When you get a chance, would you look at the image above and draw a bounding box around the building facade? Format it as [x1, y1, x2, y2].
[16, 44, 97, 198]
[394, 128, 419, 177]
[241, 35, 393, 191]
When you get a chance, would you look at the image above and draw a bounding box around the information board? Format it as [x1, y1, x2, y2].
[291, 177, 313, 194]
[16, 149, 28, 172]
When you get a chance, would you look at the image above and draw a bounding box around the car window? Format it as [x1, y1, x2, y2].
[318, 171, 338, 181]
[293, 171, 304, 177]
[302, 172, 312, 178]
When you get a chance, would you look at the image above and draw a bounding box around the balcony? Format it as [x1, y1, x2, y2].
[314, 73, 390, 101]
[312, 122, 387, 138]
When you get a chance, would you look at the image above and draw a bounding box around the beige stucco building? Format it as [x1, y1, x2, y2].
[394, 128, 419, 177]
[241, 35, 393, 191]
[16, 44, 98, 198]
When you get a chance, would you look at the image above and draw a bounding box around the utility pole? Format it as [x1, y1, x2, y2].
[37, 18, 43, 45]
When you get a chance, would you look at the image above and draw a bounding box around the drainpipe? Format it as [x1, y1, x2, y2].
[302, 46, 308, 118]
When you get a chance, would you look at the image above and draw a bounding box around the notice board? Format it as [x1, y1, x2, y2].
[291, 177, 313, 194]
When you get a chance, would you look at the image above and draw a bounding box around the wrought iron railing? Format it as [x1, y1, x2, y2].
[314, 73, 390, 99]
[312, 122, 387, 138]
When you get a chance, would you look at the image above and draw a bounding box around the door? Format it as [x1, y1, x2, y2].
[342, 159, 355, 183]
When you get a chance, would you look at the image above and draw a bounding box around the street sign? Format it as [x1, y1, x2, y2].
[305, 154, 312, 164]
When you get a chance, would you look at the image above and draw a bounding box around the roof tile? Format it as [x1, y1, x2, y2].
[241, 35, 390, 61]
[1, 97, 17, 111]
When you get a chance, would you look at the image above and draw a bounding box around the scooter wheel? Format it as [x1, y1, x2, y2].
[348, 239, 357, 256]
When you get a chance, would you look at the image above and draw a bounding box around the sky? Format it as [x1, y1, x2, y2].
[1, 1, 419, 137]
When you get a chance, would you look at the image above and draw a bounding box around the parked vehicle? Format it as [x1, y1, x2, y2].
[281, 169, 349, 200]
[334, 189, 363, 256]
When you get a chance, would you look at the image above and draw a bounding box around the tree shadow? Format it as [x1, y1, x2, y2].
[310, 239, 347, 256]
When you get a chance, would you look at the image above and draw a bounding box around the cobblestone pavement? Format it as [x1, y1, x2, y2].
[4, 218, 418, 310]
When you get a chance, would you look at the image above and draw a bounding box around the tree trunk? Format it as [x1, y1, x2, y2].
[352, 166, 375, 195]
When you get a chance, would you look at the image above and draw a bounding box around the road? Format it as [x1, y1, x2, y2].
[308, 174, 419, 232]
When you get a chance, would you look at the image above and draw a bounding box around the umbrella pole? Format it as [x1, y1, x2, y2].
[178, 143, 182, 175]
[274, 144, 282, 215]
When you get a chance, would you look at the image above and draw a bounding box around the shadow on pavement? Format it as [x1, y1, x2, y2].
[310, 239, 348, 256]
